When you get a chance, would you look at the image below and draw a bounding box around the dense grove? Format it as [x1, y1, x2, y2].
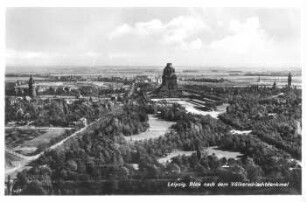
[12, 86, 302, 195]
[5, 98, 112, 127]
[219, 88, 301, 128]
[5, 81, 127, 97]
[219, 87, 301, 160]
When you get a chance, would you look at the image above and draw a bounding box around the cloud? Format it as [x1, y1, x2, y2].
[162, 16, 209, 45]
[85, 51, 99, 57]
[180, 38, 203, 51]
[135, 19, 164, 35]
[6, 49, 53, 59]
[6, 49, 61, 66]
[108, 16, 209, 50]
[108, 23, 134, 39]
[6, 49, 103, 66]
[211, 17, 273, 55]
[108, 19, 163, 39]
[6, 8, 300, 67]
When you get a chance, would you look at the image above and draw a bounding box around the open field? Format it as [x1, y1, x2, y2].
[23, 128, 68, 147]
[158, 150, 195, 164]
[229, 129, 252, 135]
[5, 128, 48, 148]
[158, 146, 243, 165]
[125, 115, 175, 141]
[6, 127, 72, 156]
[205, 146, 243, 159]
[5, 151, 24, 170]
[152, 98, 229, 119]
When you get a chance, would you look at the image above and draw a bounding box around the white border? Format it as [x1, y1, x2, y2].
[1, 0, 305, 202]
[1, 0, 304, 7]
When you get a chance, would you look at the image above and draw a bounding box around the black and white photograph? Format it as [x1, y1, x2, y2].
[2, 0, 305, 198]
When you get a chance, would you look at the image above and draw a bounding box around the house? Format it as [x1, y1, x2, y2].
[73, 117, 87, 127]
[24, 96, 32, 102]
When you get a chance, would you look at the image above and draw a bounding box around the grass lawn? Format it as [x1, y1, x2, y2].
[6, 128, 72, 156]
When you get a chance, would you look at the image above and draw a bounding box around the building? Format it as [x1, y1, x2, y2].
[154, 63, 182, 97]
[288, 72, 292, 88]
[28, 75, 36, 98]
[135, 75, 150, 83]
[272, 81, 277, 90]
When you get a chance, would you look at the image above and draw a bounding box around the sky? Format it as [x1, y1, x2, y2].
[6, 7, 301, 69]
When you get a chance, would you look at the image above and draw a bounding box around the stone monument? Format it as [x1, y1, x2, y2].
[156, 63, 182, 97]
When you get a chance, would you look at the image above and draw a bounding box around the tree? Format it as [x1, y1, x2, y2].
[21, 180, 48, 195]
